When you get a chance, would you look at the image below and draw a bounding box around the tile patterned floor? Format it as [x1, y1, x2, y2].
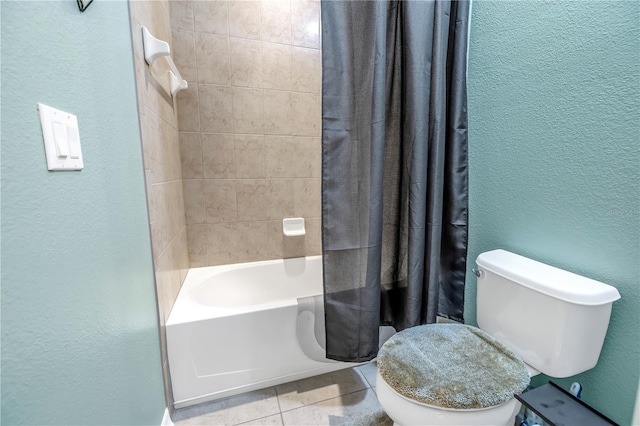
[172, 362, 385, 426]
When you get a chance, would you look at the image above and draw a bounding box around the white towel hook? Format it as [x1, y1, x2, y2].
[141, 26, 188, 97]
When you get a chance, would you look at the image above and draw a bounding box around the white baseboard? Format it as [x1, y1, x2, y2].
[632, 378, 640, 425]
[161, 408, 174, 426]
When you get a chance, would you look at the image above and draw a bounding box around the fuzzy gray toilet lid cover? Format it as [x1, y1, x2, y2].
[377, 323, 530, 409]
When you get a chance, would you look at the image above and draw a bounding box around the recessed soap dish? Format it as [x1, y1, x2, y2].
[283, 218, 306, 237]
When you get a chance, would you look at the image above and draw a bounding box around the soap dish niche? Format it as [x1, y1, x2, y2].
[283, 218, 305, 237]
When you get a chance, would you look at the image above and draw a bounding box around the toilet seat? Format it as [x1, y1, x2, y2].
[376, 323, 530, 426]
[377, 323, 529, 409]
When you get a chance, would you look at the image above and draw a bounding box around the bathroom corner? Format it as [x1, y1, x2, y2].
[128, 0, 190, 412]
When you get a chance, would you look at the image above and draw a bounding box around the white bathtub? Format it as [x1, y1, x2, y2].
[166, 256, 353, 409]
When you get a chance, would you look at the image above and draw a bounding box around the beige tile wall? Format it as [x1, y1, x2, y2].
[129, 0, 190, 409]
[170, 0, 323, 267]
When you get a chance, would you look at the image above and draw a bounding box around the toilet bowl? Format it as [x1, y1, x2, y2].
[376, 249, 621, 426]
[376, 370, 521, 426]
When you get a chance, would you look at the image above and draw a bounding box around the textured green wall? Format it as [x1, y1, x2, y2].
[1, 1, 165, 424]
[466, 1, 640, 424]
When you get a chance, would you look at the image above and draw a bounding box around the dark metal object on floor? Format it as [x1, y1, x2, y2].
[514, 381, 619, 426]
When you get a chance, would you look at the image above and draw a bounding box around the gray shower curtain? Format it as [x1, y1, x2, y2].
[321, 0, 470, 362]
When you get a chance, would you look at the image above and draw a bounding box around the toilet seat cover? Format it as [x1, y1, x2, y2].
[377, 323, 530, 409]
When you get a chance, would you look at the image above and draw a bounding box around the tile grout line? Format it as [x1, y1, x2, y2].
[188, 1, 206, 238]
[273, 385, 286, 425]
[278, 387, 375, 416]
[354, 365, 373, 389]
[278, 375, 374, 415]
[356, 363, 378, 388]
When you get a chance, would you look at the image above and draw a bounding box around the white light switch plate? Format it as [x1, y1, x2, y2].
[38, 103, 84, 171]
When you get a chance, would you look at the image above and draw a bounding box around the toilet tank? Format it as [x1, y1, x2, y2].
[475, 249, 620, 378]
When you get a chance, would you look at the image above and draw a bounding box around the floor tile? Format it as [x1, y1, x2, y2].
[355, 362, 377, 388]
[280, 388, 382, 425]
[173, 388, 281, 426]
[276, 368, 369, 412]
[235, 414, 283, 425]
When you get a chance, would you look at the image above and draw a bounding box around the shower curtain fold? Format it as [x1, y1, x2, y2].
[321, 0, 470, 362]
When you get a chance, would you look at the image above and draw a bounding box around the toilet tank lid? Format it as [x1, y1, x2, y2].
[476, 250, 621, 306]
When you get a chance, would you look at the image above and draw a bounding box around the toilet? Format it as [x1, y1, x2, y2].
[376, 249, 621, 426]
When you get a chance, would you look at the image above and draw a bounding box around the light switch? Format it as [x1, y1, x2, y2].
[67, 126, 81, 159]
[37, 103, 83, 171]
[52, 120, 69, 157]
